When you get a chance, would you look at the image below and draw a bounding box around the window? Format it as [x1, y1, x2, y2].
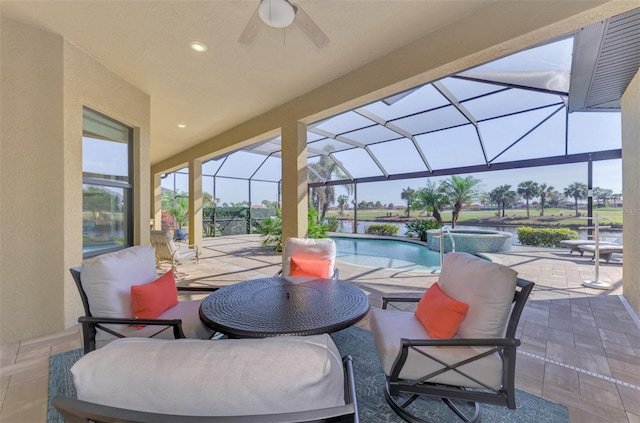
[82, 107, 133, 256]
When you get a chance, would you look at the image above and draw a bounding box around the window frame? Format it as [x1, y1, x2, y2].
[82, 107, 134, 258]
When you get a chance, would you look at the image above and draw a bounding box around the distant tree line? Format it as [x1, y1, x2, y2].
[323, 177, 621, 229]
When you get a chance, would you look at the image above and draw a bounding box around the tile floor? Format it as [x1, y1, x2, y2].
[1, 234, 638, 422]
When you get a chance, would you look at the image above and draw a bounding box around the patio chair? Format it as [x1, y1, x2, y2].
[71, 246, 218, 353]
[150, 229, 199, 273]
[279, 237, 339, 281]
[370, 252, 534, 423]
[52, 334, 359, 423]
[578, 244, 623, 263]
[559, 239, 616, 255]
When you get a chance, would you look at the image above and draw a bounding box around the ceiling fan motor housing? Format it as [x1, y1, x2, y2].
[258, 0, 296, 28]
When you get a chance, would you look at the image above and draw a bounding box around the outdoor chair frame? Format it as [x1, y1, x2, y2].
[70, 267, 218, 354]
[377, 278, 534, 423]
[52, 355, 359, 423]
[150, 230, 200, 273]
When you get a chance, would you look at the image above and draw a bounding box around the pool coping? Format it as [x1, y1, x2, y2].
[329, 232, 430, 247]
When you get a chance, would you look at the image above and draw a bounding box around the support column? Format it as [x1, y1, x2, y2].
[151, 173, 162, 230]
[189, 159, 203, 248]
[281, 122, 308, 246]
[622, 70, 640, 316]
[353, 182, 358, 234]
[587, 156, 593, 239]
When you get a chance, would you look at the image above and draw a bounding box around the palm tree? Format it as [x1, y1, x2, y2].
[489, 185, 511, 218]
[538, 183, 554, 217]
[440, 175, 481, 228]
[517, 181, 540, 219]
[563, 182, 588, 217]
[611, 193, 622, 207]
[401, 187, 415, 217]
[337, 195, 348, 215]
[547, 190, 562, 208]
[594, 187, 613, 207]
[308, 148, 345, 220]
[415, 181, 446, 223]
[478, 192, 490, 209]
[506, 191, 519, 211]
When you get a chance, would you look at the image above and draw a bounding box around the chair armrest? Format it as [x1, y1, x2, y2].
[77, 316, 186, 347]
[52, 395, 357, 423]
[381, 296, 421, 309]
[78, 316, 184, 327]
[342, 354, 359, 423]
[177, 286, 219, 293]
[401, 337, 521, 348]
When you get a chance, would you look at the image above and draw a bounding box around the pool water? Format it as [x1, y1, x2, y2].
[332, 236, 442, 271]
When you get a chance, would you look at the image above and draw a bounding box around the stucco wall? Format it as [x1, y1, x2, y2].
[1, 17, 66, 342]
[0, 17, 150, 343]
[622, 70, 640, 316]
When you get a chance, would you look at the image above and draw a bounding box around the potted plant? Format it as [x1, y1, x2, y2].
[168, 197, 189, 240]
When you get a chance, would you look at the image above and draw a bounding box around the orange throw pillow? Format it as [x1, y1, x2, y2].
[130, 270, 178, 327]
[289, 257, 331, 278]
[414, 282, 469, 339]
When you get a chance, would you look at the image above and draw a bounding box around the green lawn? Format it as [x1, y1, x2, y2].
[325, 207, 623, 228]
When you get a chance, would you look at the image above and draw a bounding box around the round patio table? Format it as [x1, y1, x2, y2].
[199, 276, 370, 338]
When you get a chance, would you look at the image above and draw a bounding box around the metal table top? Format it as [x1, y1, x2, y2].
[199, 276, 370, 338]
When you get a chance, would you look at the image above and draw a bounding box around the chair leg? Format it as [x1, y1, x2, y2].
[442, 398, 481, 422]
[384, 382, 481, 423]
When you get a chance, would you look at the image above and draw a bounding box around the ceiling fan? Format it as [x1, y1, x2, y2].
[239, 0, 329, 48]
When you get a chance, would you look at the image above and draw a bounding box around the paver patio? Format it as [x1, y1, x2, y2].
[1, 234, 637, 422]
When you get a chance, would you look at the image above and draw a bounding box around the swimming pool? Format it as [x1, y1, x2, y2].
[332, 236, 442, 271]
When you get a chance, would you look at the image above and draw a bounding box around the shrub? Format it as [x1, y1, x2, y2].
[517, 226, 578, 247]
[404, 219, 442, 241]
[307, 207, 330, 239]
[256, 209, 283, 251]
[326, 216, 339, 232]
[255, 207, 329, 252]
[365, 224, 399, 237]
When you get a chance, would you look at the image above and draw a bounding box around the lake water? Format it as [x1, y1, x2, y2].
[335, 220, 622, 245]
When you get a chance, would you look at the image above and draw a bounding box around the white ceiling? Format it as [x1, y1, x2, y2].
[1, 0, 496, 164]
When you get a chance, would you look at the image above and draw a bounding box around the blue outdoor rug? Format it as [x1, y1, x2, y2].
[48, 327, 568, 422]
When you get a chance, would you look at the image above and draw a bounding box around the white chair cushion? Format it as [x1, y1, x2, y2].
[174, 247, 198, 264]
[438, 253, 518, 339]
[282, 237, 336, 278]
[81, 246, 159, 341]
[370, 308, 503, 390]
[117, 300, 214, 346]
[72, 334, 345, 416]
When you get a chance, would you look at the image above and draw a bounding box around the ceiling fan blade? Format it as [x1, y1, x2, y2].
[291, 3, 329, 48]
[238, 7, 262, 45]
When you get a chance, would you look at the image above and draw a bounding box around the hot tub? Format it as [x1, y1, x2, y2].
[426, 228, 512, 254]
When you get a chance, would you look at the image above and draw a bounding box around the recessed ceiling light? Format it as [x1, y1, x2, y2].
[190, 41, 207, 52]
[177, 124, 187, 128]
